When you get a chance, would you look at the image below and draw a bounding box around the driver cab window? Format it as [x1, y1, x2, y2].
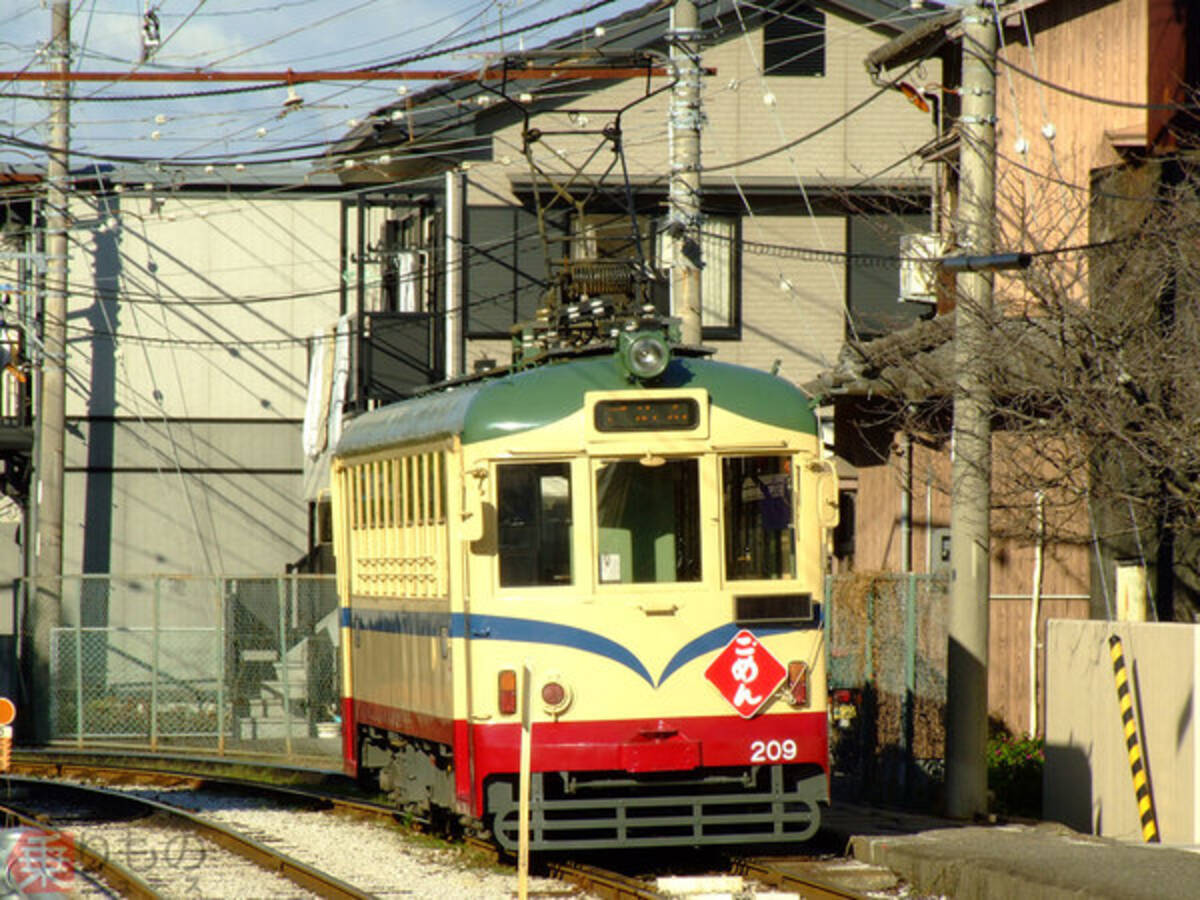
[723, 455, 796, 579]
[497, 463, 573, 587]
[595, 458, 700, 584]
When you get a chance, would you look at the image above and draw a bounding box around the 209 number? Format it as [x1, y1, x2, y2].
[750, 739, 798, 762]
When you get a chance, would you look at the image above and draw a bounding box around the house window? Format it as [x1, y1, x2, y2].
[657, 214, 740, 340]
[572, 212, 653, 263]
[378, 216, 425, 312]
[763, 3, 825, 77]
[846, 213, 931, 340]
[466, 206, 565, 338]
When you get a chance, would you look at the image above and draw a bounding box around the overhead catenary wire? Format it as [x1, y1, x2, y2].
[0, 0, 630, 104]
[0, 0, 647, 203]
[11, 1, 1159, 353]
[3, 3, 926, 171]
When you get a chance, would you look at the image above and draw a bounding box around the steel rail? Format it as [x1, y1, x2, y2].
[13, 753, 655, 899]
[13, 753, 382, 809]
[10, 754, 403, 834]
[546, 859, 661, 899]
[0, 801, 159, 899]
[730, 856, 874, 900]
[1, 775, 373, 900]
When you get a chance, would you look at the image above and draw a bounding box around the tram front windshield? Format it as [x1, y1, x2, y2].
[496, 454, 795, 589]
[595, 458, 701, 584]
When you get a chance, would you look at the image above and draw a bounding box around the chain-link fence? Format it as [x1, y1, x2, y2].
[825, 572, 948, 805]
[23, 575, 340, 761]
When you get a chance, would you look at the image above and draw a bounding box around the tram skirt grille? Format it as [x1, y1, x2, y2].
[488, 768, 824, 850]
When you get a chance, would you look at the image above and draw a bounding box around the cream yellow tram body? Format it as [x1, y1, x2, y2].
[330, 340, 838, 850]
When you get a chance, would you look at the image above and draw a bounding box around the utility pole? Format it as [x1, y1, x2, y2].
[944, 1, 997, 819]
[669, 0, 702, 345]
[31, 0, 70, 744]
[444, 169, 465, 379]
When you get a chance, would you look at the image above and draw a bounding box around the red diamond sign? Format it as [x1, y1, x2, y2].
[704, 629, 786, 718]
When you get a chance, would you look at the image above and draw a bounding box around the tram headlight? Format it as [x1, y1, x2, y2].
[541, 675, 573, 716]
[618, 331, 670, 381]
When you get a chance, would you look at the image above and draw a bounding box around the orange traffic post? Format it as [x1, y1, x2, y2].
[0, 696, 15, 772]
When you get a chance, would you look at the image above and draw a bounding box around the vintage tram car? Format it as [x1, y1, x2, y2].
[330, 319, 838, 850]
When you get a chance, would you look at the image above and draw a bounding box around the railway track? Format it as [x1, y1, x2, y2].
[730, 856, 885, 900]
[8, 750, 899, 899]
[1, 775, 372, 898]
[5, 753, 658, 897]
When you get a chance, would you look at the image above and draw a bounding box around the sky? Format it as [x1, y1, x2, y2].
[0, 0, 651, 169]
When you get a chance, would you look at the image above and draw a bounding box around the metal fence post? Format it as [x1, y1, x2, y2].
[278, 577, 293, 758]
[216, 577, 226, 755]
[865, 587, 875, 684]
[151, 576, 160, 750]
[902, 574, 918, 794]
[73, 581, 83, 747]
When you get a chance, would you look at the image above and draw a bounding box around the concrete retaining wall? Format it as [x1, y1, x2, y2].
[1044, 619, 1199, 843]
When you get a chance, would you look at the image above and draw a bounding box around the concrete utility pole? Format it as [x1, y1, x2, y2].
[444, 169, 465, 379]
[31, 0, 70, 743]
[944, 1, 997, 819]
[669, 0, 703, 345]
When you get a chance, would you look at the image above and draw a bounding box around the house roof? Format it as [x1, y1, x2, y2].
[806, 311, 1075, 405]
[0, 161, 344, 193]
[327, 0, 940, 183]
[864, 0, 1053, 75]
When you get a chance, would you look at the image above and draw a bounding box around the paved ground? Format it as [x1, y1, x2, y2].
[821, 803, 1200, 899]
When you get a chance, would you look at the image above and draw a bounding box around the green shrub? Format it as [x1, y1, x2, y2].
[988, 730, 1043, 817]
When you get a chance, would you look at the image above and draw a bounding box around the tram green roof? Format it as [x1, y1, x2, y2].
[334, 354, 817, 457]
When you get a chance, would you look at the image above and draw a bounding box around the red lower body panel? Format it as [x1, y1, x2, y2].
[464, 712, 827, 815]
[346, 699, 827, 817]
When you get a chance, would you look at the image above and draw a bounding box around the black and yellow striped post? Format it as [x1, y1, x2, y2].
[1108, 634, 1159, 843]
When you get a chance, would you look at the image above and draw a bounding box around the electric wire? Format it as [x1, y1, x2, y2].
[0, 0, 630, 104]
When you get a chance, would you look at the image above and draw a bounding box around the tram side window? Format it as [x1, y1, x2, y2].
[497, 463, 573, 587]
[723, 456, 796, 580]
[595, 459, 701, 584]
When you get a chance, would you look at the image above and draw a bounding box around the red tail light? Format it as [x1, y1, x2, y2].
[787, 661, 809, 707]
[498, 669, 517, 715]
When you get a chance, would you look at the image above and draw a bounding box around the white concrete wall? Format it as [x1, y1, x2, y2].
[68, 193, 340, 420]
[55, 189, 342, 580]
[1044, 619, 1199, 843]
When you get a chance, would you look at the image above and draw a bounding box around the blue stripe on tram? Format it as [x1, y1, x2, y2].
[342, 607, 806, 687]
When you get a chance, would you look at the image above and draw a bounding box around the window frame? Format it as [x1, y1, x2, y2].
[494, 460, 577, 590]
[591, 454, 704, 587]
[656, 212, 742, 341]
[464, 205, 563, 339]
[762, 2, 826, 78]
[719, 453, 798, 583]
[845, 212, 933, 340]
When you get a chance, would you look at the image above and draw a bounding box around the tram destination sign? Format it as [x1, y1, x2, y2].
[594, 398, 699, 432]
